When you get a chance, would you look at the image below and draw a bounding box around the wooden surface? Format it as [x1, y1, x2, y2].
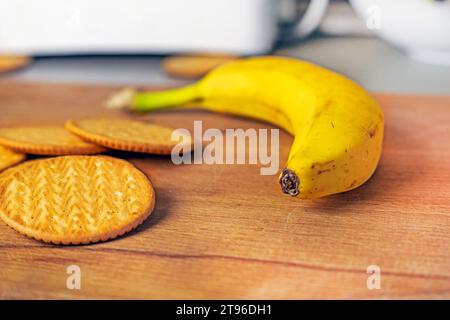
[0, 81, 449, 299]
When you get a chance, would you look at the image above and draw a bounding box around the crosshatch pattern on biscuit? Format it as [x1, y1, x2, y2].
[0, 156, 154, 243]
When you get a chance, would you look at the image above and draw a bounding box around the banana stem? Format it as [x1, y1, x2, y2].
[133, 84, 201, 112]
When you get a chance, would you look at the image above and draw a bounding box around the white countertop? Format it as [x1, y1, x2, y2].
[3, 36, 450, 95]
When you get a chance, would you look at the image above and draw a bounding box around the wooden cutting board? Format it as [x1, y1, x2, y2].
[0, 81, 449, 299]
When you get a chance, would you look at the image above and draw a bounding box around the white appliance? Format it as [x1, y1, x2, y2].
[0, 0, 328, 55]
[350, 0, 450, 65]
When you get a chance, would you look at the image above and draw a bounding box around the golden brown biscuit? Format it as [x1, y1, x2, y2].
[0, 155, 155, 245]
[66, 117, 191, 155]
[0, 125, 106, 155]
[0, 55, 31, 73]
[162, 54, 237, 79]
[0, 145, 25, 172]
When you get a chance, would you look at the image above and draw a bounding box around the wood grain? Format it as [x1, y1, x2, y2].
[0, 81, 449, 299]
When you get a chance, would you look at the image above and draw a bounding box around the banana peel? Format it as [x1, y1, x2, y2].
[106, 56, 384, 199]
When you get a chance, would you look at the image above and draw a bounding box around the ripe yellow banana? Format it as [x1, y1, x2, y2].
[107, 56, 384, 199]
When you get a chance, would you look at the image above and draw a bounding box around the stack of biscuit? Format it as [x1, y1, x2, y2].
[0, 118, 190, 245]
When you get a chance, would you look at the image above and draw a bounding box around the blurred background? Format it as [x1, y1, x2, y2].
[0, 0, 449, 94]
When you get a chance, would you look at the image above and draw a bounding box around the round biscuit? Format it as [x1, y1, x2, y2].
[0, 155, 155, 245]
[66, 117, 191, 155]
[0, 55, 31, 73]
[0, 125, 106, 155]
[0, 145, 25, 172]
[162, 54, 237, 79]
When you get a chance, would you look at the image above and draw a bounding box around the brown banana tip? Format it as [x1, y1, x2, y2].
[280, 168, 300, 197]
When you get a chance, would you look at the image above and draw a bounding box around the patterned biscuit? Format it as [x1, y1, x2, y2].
[0, 55, 31, 73]
[162, 54, 237, 79]
[0, 125, 106, 155]
[66, 117, 191, 155]
[0, 145, 25, 172]
[0, 156, 155, 244]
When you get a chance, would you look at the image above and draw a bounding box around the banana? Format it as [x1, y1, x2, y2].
[106, 56, 384, 199]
